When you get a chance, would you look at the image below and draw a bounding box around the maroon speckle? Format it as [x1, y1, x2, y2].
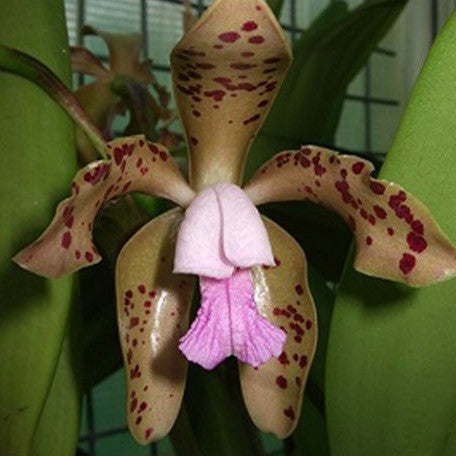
[407, 232, 427, 253]
[373, 205, 387, 219]
[352, 161, 365, 175]
[204, 90, 226, 102]
[278, 351, 290, 366]
[371, 182, 386, 195]
[400, 253, 416, 274]
[188, 70, 202, 80]
[85, 251, 94, 262]
[241, 21, 258, 32]
[139, 401, 147, 412]
[145, 428, 154, 439]
[264, 57, 281, 64]
[190, 136, 198, 146]
[61, 232, 72, 249]
[192, 110, 201, 118]
[159, 151, 168, 161]
[412, 220, 424, 235]
[138, 284, 146, 294]
[213, 44, 223, 49]
[243, 113, 260, 125]
[135, 416, 142, 426]
[347, 215, 357, 231]
[126, 290, 133, 299]
[295, 284, 304, 295]
[276, 375, 288, 389]
[218, 31, 241, 43]
[258, 99, 269, 108]
[130, 317, 140, 329]
[299, 355, 308, 368]
[387, 227, 395, 236]
[284, 406, 295, 420]
[75, 250, 81, 260]
[249, 35, 265, 44]
[366, 236, 373, 246]
[230, 62, 257, 70]
[130, 397, 138, 412]
[241, 51, 255, 58]
[296, 377, 302, 387]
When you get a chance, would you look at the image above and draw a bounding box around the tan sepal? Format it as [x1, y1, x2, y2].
[239, 216, 317, 438]
[70, 46, 110, 81]
[14, 136, 195, 278]
[116, 208, 196, 443]
[170, 0, 292, 190]
[245, 146, 456, 286]
[81, 25, 153, 84]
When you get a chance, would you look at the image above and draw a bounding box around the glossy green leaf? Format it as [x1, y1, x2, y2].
[326, 10, 456, 456]
[266, 0, 284, 18]
[245, 0, 408, 179]
[0, 1, 76, 454]
[31, 322, 82, 456]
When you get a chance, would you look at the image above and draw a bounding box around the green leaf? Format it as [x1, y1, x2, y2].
[0, 1, 77, 455]
[245, 0, 408, 179]
[266, 0, 284, 18]
[326, 10, 456, 456]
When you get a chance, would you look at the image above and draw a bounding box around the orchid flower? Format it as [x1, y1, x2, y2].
[13, 0, 456, 445]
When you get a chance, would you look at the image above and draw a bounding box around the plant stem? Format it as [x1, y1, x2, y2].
[0, 44, 107, 159]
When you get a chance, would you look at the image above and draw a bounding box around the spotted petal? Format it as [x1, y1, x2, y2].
[239, 216, 317, 438]
[244, 146, 456, 286]
[14, 135, 195, 278]
[170, 0, 292, 190]
[116, 208, 195, 444]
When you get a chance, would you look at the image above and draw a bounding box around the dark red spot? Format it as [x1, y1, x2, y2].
[278, 351, 290, 365]
[295, 284, 304, 295]
[85, 251, 94, 262]
[230, 62, 257, 70]
[190, 136, 198, 146]
[192, 110, 201, 118]
[388, 227, 395, 236]
[296, 377, 302, 387]
[347, 215, 357, 231]
[204, 90, 226, 102]
[294, 335, 302, 343]
[264, 57, 281, 64]
[241, 21, 258, 31]
[407, 232, 427, 253]
[130, 317, 140, 329]
[159, 151, 168, 161]
[299, 355, 308, 368]
[412, 220, 424, 235]
[213, 44, 223, 49]
[399, 253, 416, 274]
[243, 113, 260, 125]
[135, 416, 142, 425]
[241, 51, 255, 58]
[366, 236, 373, 246]
[284, 406, 295, 420]
[130, 397, 138, 412]
[75, 250, 81, 260]
[373, 205, 387, 219]
[145, 428, 154, 439]
[138, 284, 146, 294]
[352, 161, 365, 174]
[218, 31, 241, 43]
[276, 375, 288, 389]
[258, 100, 269, 108]
[371, 182, 386, 195]
[61, 232, 72, 249]
[188, 70, 202, 80]
[249, 35, 265, 44]
[139, 401, 147, 412]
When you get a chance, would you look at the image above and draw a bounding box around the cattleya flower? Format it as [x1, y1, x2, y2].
[14, 0, 456, 445]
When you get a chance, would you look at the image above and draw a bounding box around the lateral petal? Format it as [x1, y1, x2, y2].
[215, 182, 274, 268]
[116, 208, 195, 443]
[14, 136, 195, 278]
[170, 0, 292, 190]
[245, 146, 456, 286]
[239, 216, 317, 438]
